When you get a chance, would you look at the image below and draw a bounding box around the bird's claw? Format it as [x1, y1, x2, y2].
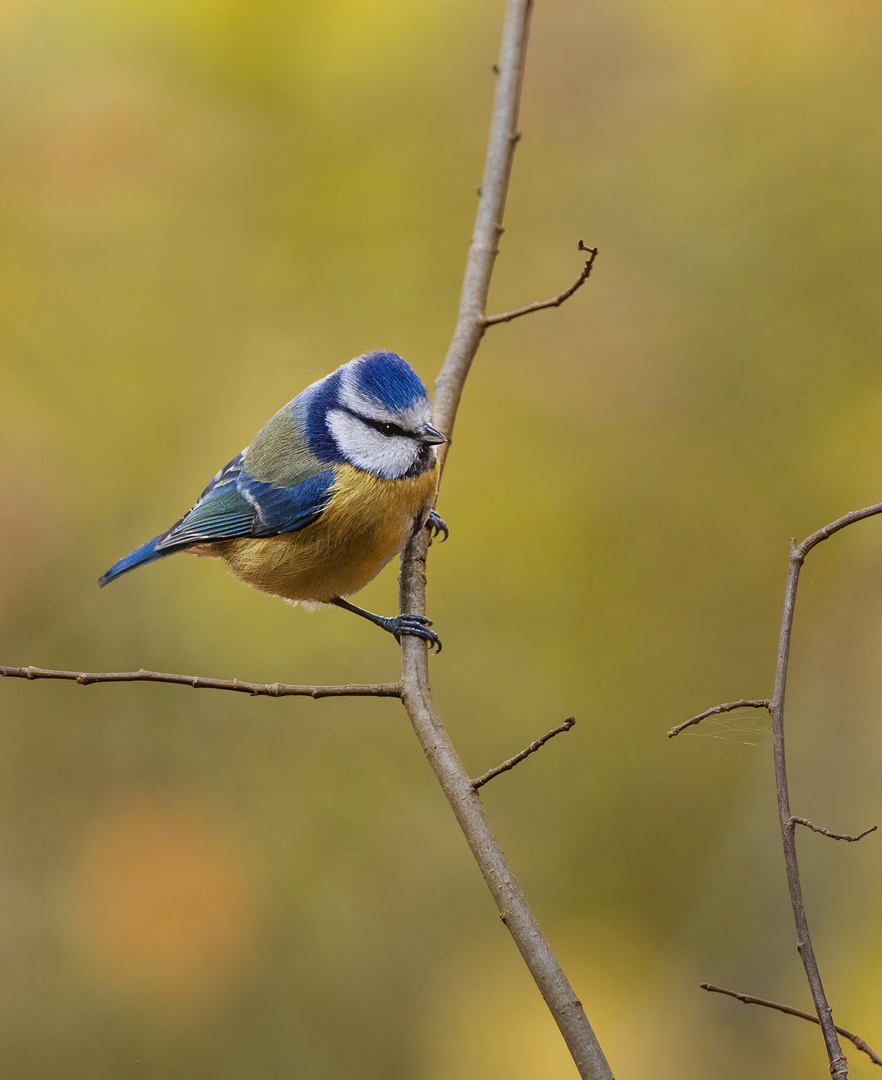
[386, 613, 442, 653]
[425, 510, 449, 543]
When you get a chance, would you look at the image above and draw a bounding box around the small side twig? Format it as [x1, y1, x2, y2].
[795, 501, 882, 560]
[701, 984, 882, 1068]
[471, 717, 576, 790]
[483, 241, 598, 326]
[668, 698, 770, 738]
[0, 665, 401, 699]
[791, 817, 877, 843]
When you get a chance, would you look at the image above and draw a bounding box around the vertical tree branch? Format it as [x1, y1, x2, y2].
[398, 3, 614, 1078]
[431, 0, 531, 441]
[769, 541, 848, 1078]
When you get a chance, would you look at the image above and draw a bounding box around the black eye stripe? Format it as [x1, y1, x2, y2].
[355, 414, 412, 439]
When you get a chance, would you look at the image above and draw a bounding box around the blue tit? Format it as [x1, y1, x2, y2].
[99, 350, 448, 649]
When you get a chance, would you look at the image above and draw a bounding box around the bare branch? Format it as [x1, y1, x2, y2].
[483, 241, 598, 326]
[677, 502, 882, 1074]
[668, 698, 770, 738]
[791, 817, 877, 843]
[794, 501, 882, 560]
[471, 717, 576, 790]
[0, 665, 401, 699]
[701, 984, 882, 1068]
[769, 541, 850, 1077]
[430, 3, 533, 440]
[738, 506, 882, 1073]
[397, 2, 613, 1077]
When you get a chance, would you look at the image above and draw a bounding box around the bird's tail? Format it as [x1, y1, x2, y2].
[98, 536, 164, 587]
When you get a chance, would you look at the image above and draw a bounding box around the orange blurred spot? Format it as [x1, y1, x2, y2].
[70, 793, 260, 1010]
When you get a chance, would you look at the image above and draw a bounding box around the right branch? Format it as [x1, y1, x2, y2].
[767, 520, 876, 1079]
[676, 501, 882, 1078]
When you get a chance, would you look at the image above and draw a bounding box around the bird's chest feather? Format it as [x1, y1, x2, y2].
[212, 463, 438, 602]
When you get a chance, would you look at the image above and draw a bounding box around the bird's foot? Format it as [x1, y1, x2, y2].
[381, 613, 442, 653]
[425, 510, 449, 543]
[330, 597, 442, 652]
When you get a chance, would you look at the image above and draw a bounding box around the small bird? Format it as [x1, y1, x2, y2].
[99, 350, 448, 649]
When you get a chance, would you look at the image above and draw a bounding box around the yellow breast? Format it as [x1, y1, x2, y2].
[197, 463, 438, 603]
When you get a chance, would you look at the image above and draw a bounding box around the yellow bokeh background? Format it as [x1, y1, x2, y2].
[2, 1, 882, 1076]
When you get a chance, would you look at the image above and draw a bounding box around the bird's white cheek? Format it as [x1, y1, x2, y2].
[326, 410, 418, 478]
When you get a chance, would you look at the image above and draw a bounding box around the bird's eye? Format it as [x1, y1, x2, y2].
[360, 415, 408, 438]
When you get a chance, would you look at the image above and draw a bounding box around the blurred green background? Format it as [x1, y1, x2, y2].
[2, 0, 882, 1076]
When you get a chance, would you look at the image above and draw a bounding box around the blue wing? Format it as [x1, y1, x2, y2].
[99, 453, 335, 586]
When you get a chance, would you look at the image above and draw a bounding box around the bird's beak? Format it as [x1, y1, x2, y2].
[419, 424, 447, 445]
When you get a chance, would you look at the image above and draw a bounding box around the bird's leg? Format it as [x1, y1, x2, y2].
[330, 597, 442, 652]
[424, 510, 449, 542]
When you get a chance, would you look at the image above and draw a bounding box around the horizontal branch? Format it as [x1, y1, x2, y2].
[471, 717, 576, 790]
[668, 698, 770, 738]
[791, 817, 877, 843]
[701, 983, 882, 1068]
[483, 241, 597, 326]
[0, 665, 401, 699]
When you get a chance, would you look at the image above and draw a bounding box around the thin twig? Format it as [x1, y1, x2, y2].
[471, 718, 576, 790]
[397, 2, 613, 1078]
[701, 984, 882, 1068]
[795, 501, 882, 559]
[791, 817, 877, 843]
[483, 241, 598, 326]
[0, 665, 401, 699]
[668, 698, 770, 738]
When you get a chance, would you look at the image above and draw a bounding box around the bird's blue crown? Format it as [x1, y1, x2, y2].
[351, 350, 428, 412]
